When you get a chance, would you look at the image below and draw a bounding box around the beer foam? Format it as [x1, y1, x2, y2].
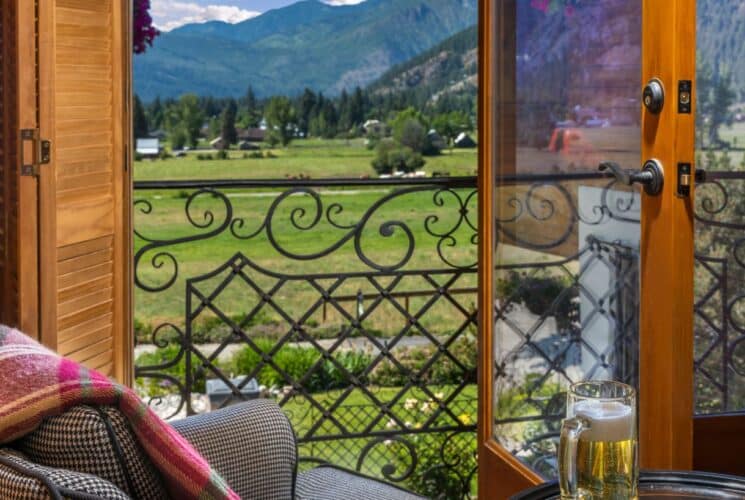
[573, 400, 634, 442]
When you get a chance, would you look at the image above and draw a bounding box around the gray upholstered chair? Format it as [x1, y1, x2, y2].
[0, 400, 425, 499]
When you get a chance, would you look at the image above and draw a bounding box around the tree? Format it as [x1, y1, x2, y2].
[394, 118, 429, 154]
[239, 86, 261, 128]
[350, 87, 366, 127]
[337, 90, 352, 133]
[297, 88, 317, 137]
[697, 60, 736, 147]
[165, 94, 204, 149]
[133, 94, 149, 139]
[372, 138, 425, 175]
[220, 99, 238, 148]
[265, 96, 298, 147]
[709, 72, 736, 146]
[147, 97, 164, 131]
[433, 111, 471, 151]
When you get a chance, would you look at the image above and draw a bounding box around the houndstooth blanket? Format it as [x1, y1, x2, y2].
[0, 325, 238, 499]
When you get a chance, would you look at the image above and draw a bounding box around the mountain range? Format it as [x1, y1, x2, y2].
[134, 0, 478, 101]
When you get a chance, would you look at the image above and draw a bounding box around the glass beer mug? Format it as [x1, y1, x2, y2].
[559, 381, 638, 499]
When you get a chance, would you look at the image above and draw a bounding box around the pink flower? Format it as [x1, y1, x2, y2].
[530, 0, 551, 12]
[134, 0, 159, 54]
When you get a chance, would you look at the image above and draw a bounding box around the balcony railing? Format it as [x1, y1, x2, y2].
[132, 168, 745, 498]
[133, 176, 479, 498]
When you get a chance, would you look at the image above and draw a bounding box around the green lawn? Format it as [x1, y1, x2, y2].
[133, 138, 479, 334]
[134, 186, 479, 335]
[134, 138, 478, 181]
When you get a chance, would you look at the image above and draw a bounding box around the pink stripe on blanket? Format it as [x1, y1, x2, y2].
[0, 326, 238, 499]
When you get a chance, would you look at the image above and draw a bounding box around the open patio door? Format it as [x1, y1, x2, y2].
[477, 0, 696, 497]
[691, 0, 745, 477]
[8, 0, 133, 383]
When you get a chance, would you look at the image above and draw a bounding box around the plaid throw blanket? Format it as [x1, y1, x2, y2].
[0, 326, 238, 499]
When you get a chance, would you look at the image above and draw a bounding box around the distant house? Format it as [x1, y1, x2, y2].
[454, 132, 477, 148]
[210, 136, 228, 150]
[238, 127, 266, 143]
[427, 129, 446, 150]
[149, 129, 167, 140]
[363, 119, 384, 136]
[136, 138, 160, 158]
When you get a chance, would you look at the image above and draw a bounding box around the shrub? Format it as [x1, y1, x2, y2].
[394, 118, 429, 154]
[371, 139, 425, 175]
[135, 344, 207, 395]
[196, 153, 213, 161]
[264, 150, 277, 159]
[244, 151, 263, 159]
[134, 152, 144, 161]
[370, 334, 476, 387]
[495, 271, 577, 329]
[158, 149, 172, 160]
[224, 340, 371, 393]
[216, 149, 229, 160]
[134, 317, 153, 344]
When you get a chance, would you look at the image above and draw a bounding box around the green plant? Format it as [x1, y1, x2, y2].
[196, 153, 213, 161]
[135, 344, 207, 395]
[216, 149, 229, 160]
[371, 139, 425, 175]
[133, 317, 153, 344]
[496, 271, 577, 329]
[387, 395, 476, 498]
[223, 340, 372, 393]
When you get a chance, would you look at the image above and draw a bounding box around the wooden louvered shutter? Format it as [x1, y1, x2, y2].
[37, 0, 132, 383]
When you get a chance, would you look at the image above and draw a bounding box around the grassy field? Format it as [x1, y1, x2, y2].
[134, 186, 480, 335]
[132, 137, 589, 335]
[135, 137, 478, 181]
[133, 138, 481, 336]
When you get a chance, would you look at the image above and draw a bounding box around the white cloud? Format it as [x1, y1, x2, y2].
[151, 1, 260, 32]
[322, 0, 367, 5]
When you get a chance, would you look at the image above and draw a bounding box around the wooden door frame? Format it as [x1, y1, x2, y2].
[477, 0, 696, 496]
[14, 0, 41, 338]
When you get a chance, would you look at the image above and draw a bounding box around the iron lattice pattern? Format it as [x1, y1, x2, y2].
[694, 169, 745, 414]
[134, 178, 479, 498]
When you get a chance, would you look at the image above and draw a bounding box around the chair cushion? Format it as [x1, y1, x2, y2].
[17, 405, 167, 499]
[0, 448, 129, 499]
[296, 465, 426, 500]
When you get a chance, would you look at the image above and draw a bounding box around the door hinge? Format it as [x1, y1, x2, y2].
[20, 129, 51, 177]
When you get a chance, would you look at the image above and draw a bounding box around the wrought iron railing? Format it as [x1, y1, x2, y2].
[132, 170, 745, 496]
[693, 168, 745, 413]
[133, 176, 479, 498]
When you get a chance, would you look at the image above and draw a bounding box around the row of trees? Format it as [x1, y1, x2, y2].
[134, 84, 476, 150]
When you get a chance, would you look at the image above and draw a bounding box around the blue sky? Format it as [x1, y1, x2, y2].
[151, 0, 367, 31]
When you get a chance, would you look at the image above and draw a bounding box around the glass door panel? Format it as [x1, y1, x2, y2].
[692, 0, 745, 476]
[693, 0, 745, 416]
[491, 0, 642, 479]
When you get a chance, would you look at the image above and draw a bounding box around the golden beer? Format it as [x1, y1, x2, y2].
[574, 437, 637, 499]
[560, 383, 638, 500]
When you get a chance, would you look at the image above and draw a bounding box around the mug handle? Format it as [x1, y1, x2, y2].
[559, 416, 589, 499]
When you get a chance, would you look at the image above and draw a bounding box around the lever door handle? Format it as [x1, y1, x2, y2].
[598, 160, 664, 196]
